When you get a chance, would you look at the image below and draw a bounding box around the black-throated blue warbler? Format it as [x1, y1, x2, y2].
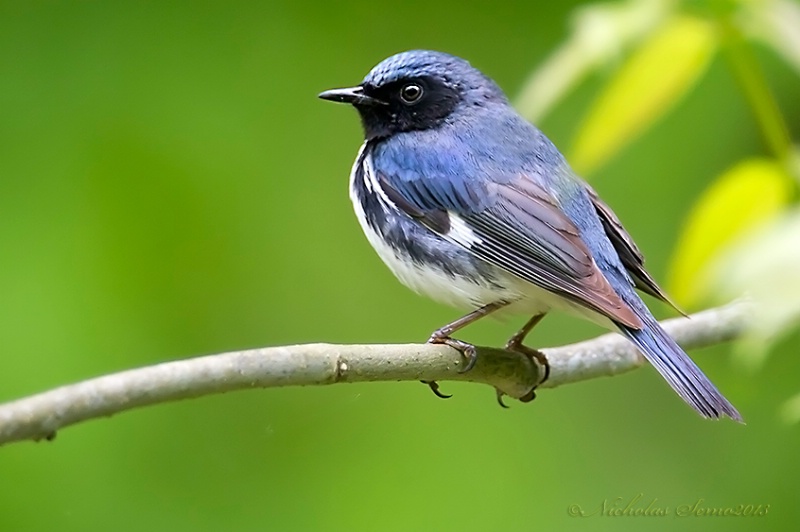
[319, 50, 741, 421]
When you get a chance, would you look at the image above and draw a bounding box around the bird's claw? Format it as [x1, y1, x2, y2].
[421, 380, 452, 399]
[519, 389, 537, 403]
[495, 389, 510, 408]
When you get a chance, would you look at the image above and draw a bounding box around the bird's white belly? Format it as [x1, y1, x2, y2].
[358, 212, 520, 309]
[350, 198, 549, 317]
[356, 207, 614, 329]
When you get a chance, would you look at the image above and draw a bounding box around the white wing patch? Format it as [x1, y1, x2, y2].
[445, 213, 483, 247]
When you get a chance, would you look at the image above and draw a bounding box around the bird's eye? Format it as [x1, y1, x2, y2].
[399, 83, 424, 104]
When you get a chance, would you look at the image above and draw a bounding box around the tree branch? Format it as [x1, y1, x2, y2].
[0, 301, 750, 446]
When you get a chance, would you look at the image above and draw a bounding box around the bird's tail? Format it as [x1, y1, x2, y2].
[618, 314, 742, 422]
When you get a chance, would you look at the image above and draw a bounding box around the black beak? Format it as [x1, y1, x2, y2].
[318, 86, 387, 107]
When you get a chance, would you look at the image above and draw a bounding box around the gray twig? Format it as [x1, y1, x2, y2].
[0, 301, 750, 446]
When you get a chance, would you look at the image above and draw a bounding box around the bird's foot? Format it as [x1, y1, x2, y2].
[428, 334, 478, 373]
[505, 338, 550, 385]
[419, 334, 478, 400]
[500, 337, 549, 406]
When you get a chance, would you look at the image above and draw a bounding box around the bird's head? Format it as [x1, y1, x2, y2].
[319, 50, 507, 139]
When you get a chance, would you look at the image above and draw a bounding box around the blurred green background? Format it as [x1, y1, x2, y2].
[1, 1, 798, 531]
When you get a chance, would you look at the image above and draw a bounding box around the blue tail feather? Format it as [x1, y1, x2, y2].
[619, 313, 742, 422]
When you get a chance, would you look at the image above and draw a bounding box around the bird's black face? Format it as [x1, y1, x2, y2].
[319, 75, 461, 139]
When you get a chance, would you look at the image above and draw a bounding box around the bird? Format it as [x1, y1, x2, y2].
[319, 50, 741, 421]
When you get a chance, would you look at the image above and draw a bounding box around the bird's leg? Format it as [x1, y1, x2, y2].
[505, 314, 545, 352]
[422, 300, 509, 399]
[428, 300, 509, 371]
[497, 313, 550, 405]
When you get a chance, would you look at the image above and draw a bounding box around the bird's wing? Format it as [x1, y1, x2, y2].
[585, 185, 685, 315]
[377, 170, 643, 328]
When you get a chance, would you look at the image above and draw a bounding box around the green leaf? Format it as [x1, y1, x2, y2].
[570, 15, 716, 175]
[515, 0, 675, 122]
[668, 158, 792, 308]
[711, 207, 800, 369]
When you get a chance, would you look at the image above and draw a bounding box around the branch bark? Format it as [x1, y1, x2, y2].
[0, 301, 750, 446]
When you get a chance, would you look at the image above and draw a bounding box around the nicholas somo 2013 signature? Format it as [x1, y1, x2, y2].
[568, 494, 769, 518]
